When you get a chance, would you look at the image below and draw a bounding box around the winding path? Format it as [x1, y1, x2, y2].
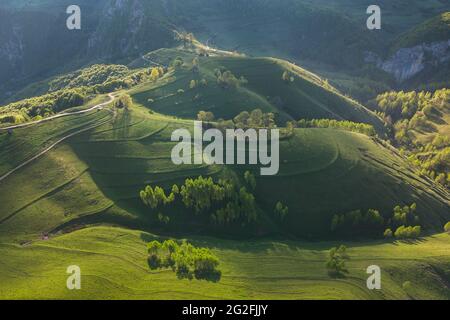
[0, 93, 116, 131]
[0, 93, 117, 183]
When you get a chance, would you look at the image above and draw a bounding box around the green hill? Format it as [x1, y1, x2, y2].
[0, 46, 449, 299]
[392, 12, 450, 52]
[0, 226, 449, 299]
[130, 48, 386, 134]
[0, 92, 447, 241]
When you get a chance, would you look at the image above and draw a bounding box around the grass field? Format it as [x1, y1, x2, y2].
[0, 226, 449, 300]
[0, 47, 449, 299]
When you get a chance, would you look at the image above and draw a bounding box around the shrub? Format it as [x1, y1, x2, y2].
[383, 228, 393, 239]
[444, 221, 450, 234]
[274, 202, 289, 221]
[326, 245, 349, 277]
[394, 225, 421, 239]
[146, 240, 221, 281]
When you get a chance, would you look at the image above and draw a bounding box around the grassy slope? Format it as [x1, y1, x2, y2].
[0, 226, 449, 300]
[130, 49, 386, 134]
[0, 55, 449, 299]
[0, 95, 448, 241]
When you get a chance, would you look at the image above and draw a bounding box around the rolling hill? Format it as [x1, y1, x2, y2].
[0, 42, 449, 300]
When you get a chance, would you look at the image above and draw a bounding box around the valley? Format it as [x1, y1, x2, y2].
[0, 0, 449, 301]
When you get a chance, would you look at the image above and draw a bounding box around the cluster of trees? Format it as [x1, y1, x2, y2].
[370, 89, 449, 189]
[180, 176, 258, 226]
[49, 64, 130, 91]
[330, 203, 422, 240]
[147, 239, 220, 281]
[197, 111, 215, 122]
[211, 109, 276, 132]
[297, 119, 376, 136]
[391, 225, 421, 239]
[140, 175, 258, 227]
[189, 79, 208, 90]
[50, 63, 159, 95]
[326, 245, 349, 277]
[371, 89, 448, 125]
[214, 68, 248, 89]
[114, 94, 133, 110]
[383, 203, 422, 240]
[389, 203, 420, 228]
[406, 140, 449, 188]
[0, 88, 86, 123]
[1, 64, 166, 124]
[174, 31, 195, 49]
[331, 209, 384, 238]
[150, 67, 165, 82]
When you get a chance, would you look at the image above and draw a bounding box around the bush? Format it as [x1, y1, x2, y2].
[383, 228, 393, 239]
[146, 240, 221, 281]
[331, 209, 384, 238]
[326, 245, 349, 277]
[444, 222, 450, 234]
[394, 225, 421, 239]
[297, 118, 376, 136]
[274, 202, 289, 221]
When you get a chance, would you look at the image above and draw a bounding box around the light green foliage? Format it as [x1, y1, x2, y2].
[444, 222, 450, 233]
[244, 171, 256, 190]
[197, 111, 215, 122]
[274, 201, 289, 221]
[391, 203, 420, 228]
[394, 225, 421, 239]
[331, 209, 384, 238]
[0, 88, 86, 122]
[115, 94, 133, 109]
[171, 57, 184, 69]
[371, 89, 449, 188]
[297, 118, 376, 136]
[147, 239, 220, 280]
[215, 68, 248, 89]
[140, 185, 176, 209]
[326, 245, 349, 277]
[49, 64, 130, 91]
[180, 176, 227, 214]
[233, 109, 275, 129]
[384, 228, 393, 239]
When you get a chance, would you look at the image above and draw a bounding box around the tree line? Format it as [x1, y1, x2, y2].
[147, 239, 221, 281]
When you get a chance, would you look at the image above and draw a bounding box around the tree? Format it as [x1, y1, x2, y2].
[197, 111, 215, 122]
[244, 171, 256, 190]
[171, 57, 184, 69]
[394, 225, 421, 239]
[444, 221, 450, 234]
[189, 80, 198, 89]
[115, 94, 133, 109]
[326, 245, 349, 277]
[274, 201, 289, 221]
[383, 228, 393, 239]
[150, 67, 161, 81]
[192, 57, 199, 73]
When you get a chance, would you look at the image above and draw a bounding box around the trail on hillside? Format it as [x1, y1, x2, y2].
[0, 93, 116, 131]
[0, 94, 117, 183]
